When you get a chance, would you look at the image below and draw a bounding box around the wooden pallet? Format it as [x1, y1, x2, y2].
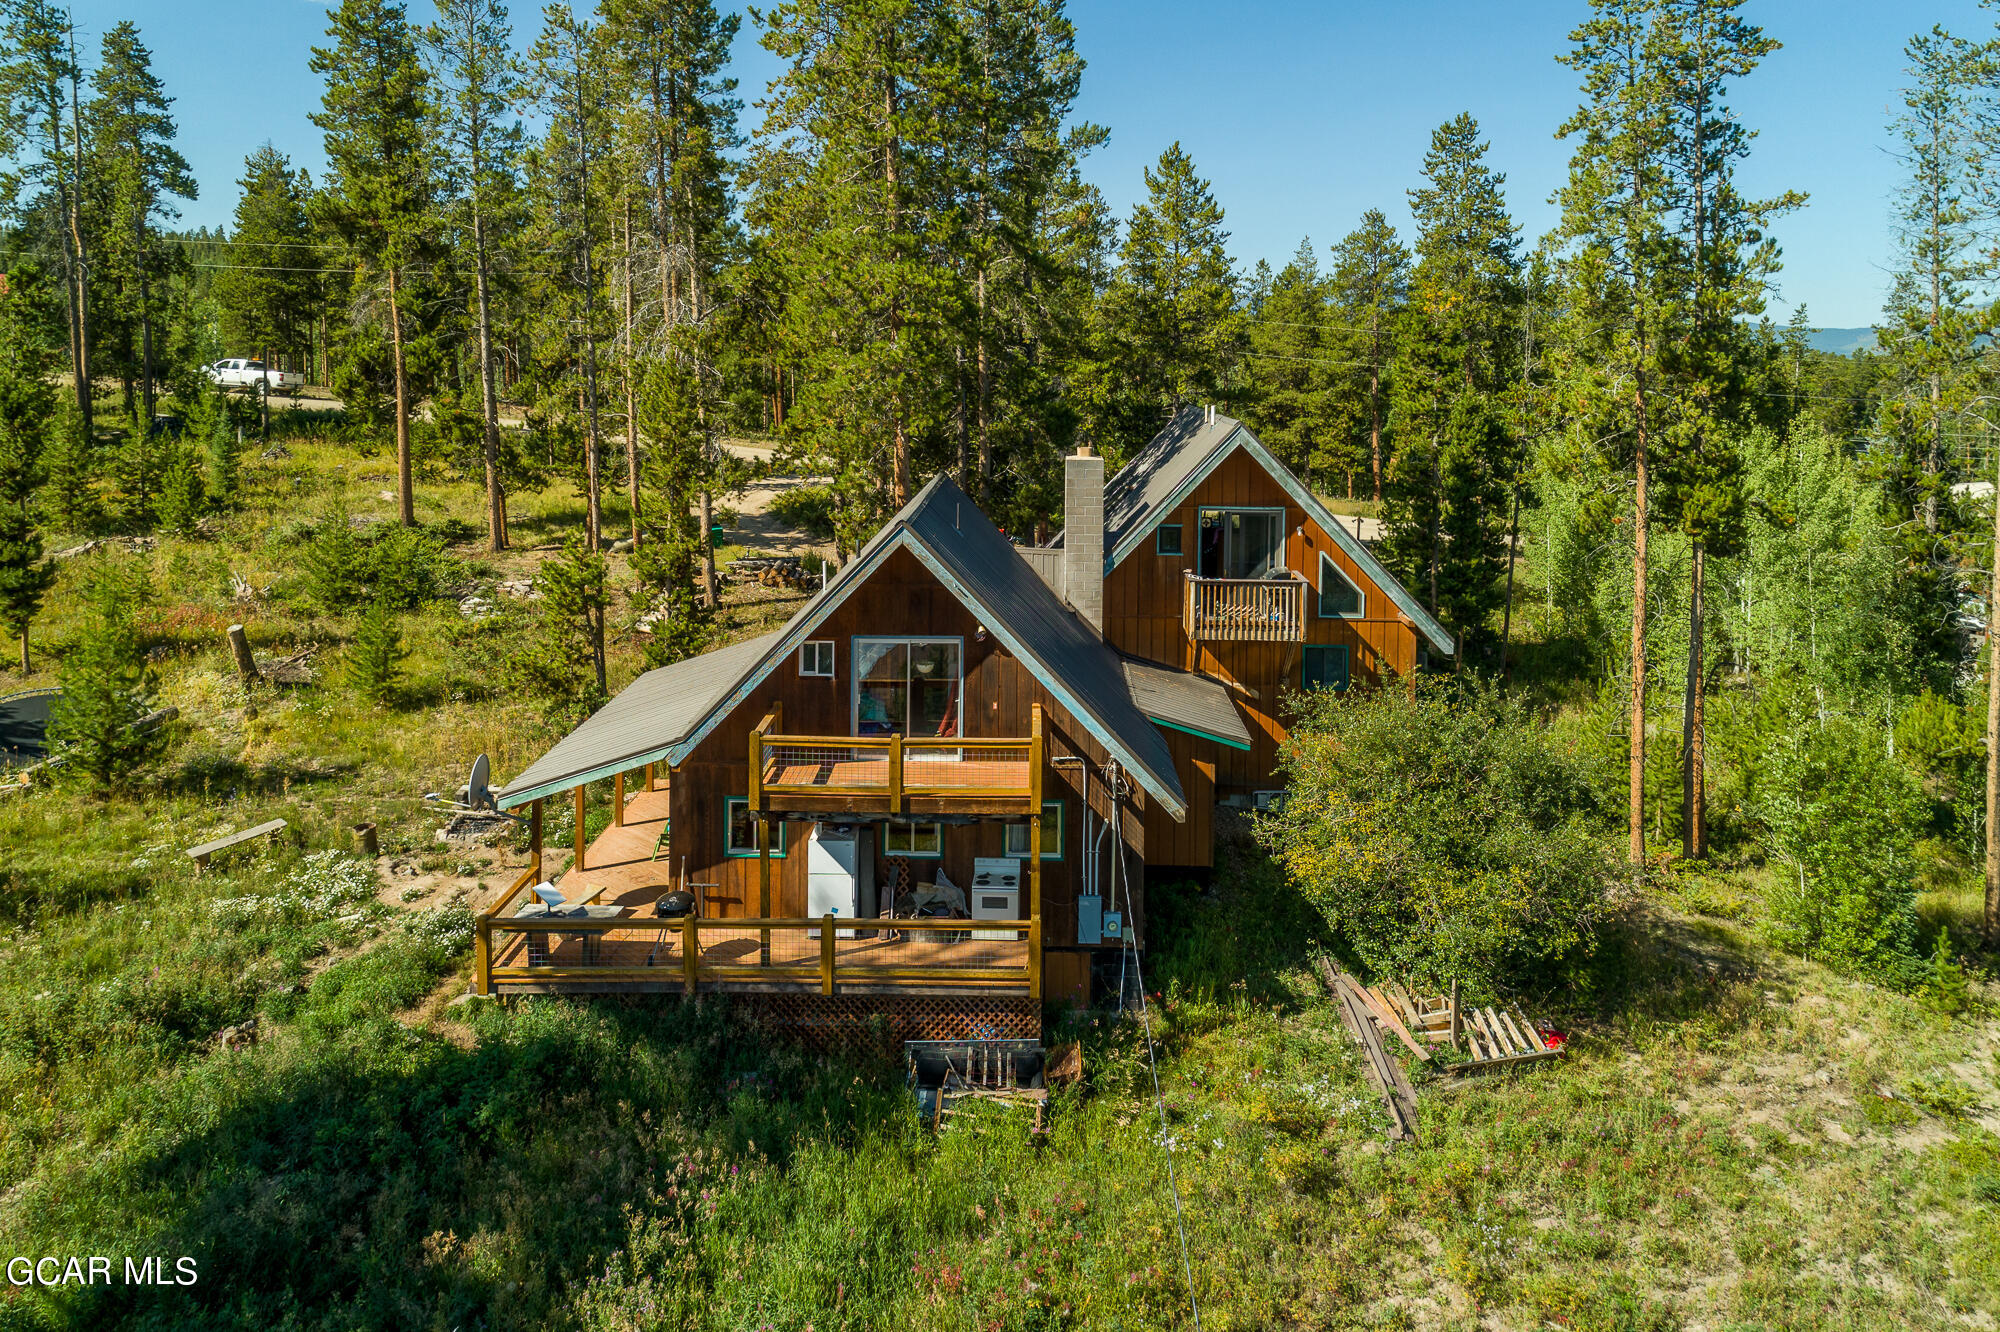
[1451, 1002, 1560, 1075]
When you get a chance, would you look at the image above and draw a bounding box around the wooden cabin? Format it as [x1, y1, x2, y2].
[479, 408, 1452, 1041]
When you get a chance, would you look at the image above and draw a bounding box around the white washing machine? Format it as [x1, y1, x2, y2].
[970, 856, 1022, 941]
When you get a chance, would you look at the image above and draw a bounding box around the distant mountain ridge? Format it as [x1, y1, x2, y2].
[1805, 327, 1876, 355]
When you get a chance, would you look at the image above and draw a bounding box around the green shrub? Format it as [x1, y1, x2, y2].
[48, 563, 166, 793]
[155, 446, 206, 535]
[1755, 716, 1922, 980]
[1255, 677, 1610, 989]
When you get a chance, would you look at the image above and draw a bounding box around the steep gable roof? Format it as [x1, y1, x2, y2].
[500, 473, 1189, 819]
[1065, 408, 1456, 656]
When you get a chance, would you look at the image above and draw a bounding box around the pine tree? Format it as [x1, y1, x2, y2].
[1242, 240, 1338, 484]
[344, 593, 407, 704]
[0, 0, 95, 431]
[1383, 113, 1520, 653]
[1100, 142, 1239, 449]
[39, 391, 95, 533]
[1554, 0, 1681, 867]
[629, 358, 710, 666]
[1653, 0, 1801, 857]
[0, 287, 54, 671]
[214, 144, 317, 374]
[1327, 211, 1409, 502]
[528, 5, 614, 551]
[425, 0, 525, 554]
[311, 0, 433, 527]
[84, 21, 195, 429]
[48, 562, 163, 792]
[507, 529, 609, 723]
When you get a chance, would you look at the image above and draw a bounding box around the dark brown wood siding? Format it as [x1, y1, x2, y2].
[668, 547, 1153, 949]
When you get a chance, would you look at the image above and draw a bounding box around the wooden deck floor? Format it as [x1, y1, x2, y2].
[561, 784, 677, 910]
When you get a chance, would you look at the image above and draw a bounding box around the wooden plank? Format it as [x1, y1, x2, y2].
[1449, 1045, 1559, 1077]
[1340, 974, 1433, 1063]
[1482, 1007, 1522, 1057]
[186, 818, 288, 867]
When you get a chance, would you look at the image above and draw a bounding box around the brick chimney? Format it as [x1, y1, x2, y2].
[1064, 445, 1105, 635]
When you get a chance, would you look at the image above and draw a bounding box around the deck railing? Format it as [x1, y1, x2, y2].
[1182, 572, 1307, 643]
[749, 704, 1044, 815]
[475, 913, 1038, 996]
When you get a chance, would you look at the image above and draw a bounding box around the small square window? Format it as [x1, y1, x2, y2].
[881, 821, 942, 857]
[1156, 524, 1184, 556]
[725, 799, 787, 856]
[1002, 802, 1064, 859]
[1303, 644, 1350, 692]
[799, 640, 835, 677]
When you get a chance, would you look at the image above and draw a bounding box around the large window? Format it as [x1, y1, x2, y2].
[1197, 508, 1286, 579]
[725, 798, 788, 857]
[853, 637, 962, 737]
[1002, 802, 1064, 860]
[1318, 552, 1364, 618]
[1302, 644, 1350, 692]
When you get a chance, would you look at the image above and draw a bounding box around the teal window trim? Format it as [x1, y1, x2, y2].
[1156, 524, 1184, 556]
[1003, 801, 1065, 860]
[724, 798, 788, 857]
[1302, 644, 1351, 693]
[879, 820, 944, 859]
[1317, 551, 1364, 619]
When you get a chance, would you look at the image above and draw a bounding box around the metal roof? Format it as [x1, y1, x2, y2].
[1119, 657, 1253, 750]
[498, 474, 1190, 820]
[1059, 407, 1456, 657]
[495, 631, 782, 808]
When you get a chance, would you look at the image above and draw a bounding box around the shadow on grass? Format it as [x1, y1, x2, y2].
[51, 999, 908, 1332]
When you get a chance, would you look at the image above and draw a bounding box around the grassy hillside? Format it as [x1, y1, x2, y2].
[0, 434, 1995, 1330]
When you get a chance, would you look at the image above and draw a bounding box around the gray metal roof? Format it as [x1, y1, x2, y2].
[495, 631, 783, 808]
[513, 473, 1190, 820]
[1120, 657, 1253, 750]
[898, 474, 1187, 817]
[1059, 407, 1456, 657]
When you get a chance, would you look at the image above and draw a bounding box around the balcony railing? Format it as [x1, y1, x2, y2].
[1183, 572, 1307, 643]
[747, 704, 1043, 815]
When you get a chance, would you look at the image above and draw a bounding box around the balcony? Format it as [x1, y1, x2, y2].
[748, 704, 1043, 817]
[1183, 572, 1307, 643]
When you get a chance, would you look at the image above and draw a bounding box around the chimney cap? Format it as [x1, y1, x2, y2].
[1073, 444, 1094, 458]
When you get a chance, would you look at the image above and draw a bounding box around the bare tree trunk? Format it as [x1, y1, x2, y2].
[1986, 455, 2000, 942]
[977, 266, 991, 499]
[886, 70, 911, 505]
[1500, 485, 1521, 681]
[66, 48, 92, 434]
[1630, 381, 1651, 868]
[1682, 541, 1706, 858]
[623, 201, 641, 549]
[388, 265, 414, 526]
[471, 213, 506, 551]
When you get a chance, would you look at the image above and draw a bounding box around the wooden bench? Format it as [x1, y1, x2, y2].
[186, 819, 288, 874]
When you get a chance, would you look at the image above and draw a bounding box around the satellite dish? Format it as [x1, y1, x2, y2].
[465, 754, 492, 811]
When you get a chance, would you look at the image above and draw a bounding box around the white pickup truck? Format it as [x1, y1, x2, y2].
[205, 358, 303, 395]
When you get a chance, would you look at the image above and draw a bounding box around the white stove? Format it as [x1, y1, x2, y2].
[969, 857, 1022, 941]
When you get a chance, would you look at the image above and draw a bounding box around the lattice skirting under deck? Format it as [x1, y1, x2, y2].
[732, 993, 1039, 1052]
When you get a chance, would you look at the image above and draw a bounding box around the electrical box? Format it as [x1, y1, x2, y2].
[1101, 910, 1123, 943]
[1076, 893, 1103, 946]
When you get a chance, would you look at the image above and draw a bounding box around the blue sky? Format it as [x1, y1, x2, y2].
[69, 0, 1994, 328]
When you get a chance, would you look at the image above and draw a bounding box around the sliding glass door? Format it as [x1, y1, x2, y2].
[852, 638, 963, 738]
[1197, 508, 1286, 579]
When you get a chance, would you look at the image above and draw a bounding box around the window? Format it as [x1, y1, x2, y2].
[853, 637, 962, 738]
[1197, 508, 1286, 579]
[1302, 644, 1350, 692]
[881, 820, 943, 857]
[1003, 801, 1064, 860]
[724, 798, 787, 857]
[1156, 523, 1184, 557]
[1318, 552, 1364, 618]
[799, 640, 835, 677]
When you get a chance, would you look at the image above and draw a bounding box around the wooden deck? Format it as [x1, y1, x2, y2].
[473, 781, 1037, 997]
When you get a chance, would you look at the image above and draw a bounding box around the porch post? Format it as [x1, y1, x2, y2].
[1029, 811, 1043, 1001]
[529, 798, 544, 883]
[573, 784, 586, 872]
[757, 816, 772, 966]
[614, 771, 625, 826]
[646, 762, 656, 792]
